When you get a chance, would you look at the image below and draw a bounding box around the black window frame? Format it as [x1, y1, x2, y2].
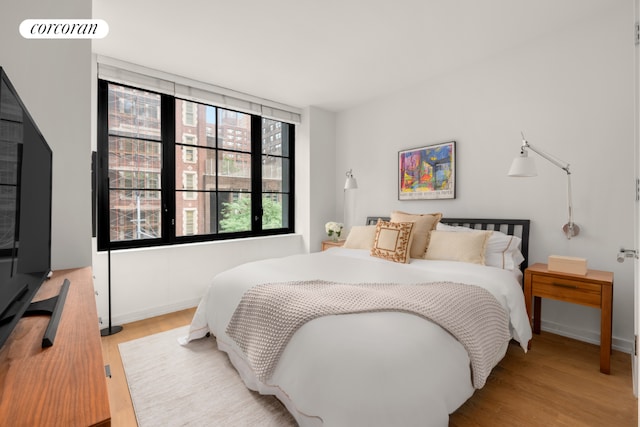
[96, 79, 295, 251]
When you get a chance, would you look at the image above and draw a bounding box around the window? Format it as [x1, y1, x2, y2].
[182, 172, 197, 200]
[182, 101, 197, 126]
[183, 146, 196, 163]
[183, 208, 197, 235]
[182, 134, 197, 163]
[97, 80, 295, 250]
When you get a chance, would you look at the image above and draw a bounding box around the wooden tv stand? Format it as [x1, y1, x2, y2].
[0, 267, 111, 426]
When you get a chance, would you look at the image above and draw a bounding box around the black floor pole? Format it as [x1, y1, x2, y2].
[101, 246, 123, 336]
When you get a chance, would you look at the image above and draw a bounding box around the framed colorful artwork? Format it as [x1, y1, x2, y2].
[398, 141, 456, 200]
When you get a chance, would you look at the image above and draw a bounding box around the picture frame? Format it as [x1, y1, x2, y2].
[398, 141, 456, 200]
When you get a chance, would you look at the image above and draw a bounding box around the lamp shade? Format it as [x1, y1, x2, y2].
[344, 176, 358, 190]
[508, 151, 537, 177]
[344, 169, 358, 190]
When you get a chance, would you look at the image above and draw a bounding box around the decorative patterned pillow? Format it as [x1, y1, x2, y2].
[390, 211, 442, 258]
[343, 225, 377, 249]
[425, 230, 492, 265]
[370, 220, 415, 264]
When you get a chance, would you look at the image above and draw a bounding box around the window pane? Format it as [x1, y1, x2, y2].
[218, 151, 251, 191]
[218, 109, 251, 152]
[262, 118, 286, 156]
[218, 192, 251, 232]
[175, 192, 217, 237]
[108, 84, 161, 141]
[262, 194, 287, 230]
[174, 145, 216, 220]
[262, 156, 289, 193]
[109, 137, 162, 190]
[261, 120, 289, 231]
[174, 146, 216, 188]
[110, 171, 161, 195]
[109, 190, 161, 241]
[175, 100, 216, 148]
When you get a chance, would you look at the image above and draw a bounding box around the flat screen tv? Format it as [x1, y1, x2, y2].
[0, 66, 53, 349]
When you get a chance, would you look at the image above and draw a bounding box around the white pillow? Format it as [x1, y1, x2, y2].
[425, 230, 491, 264]
[436, 223, 525, 270]
[343, 225, 377, 249]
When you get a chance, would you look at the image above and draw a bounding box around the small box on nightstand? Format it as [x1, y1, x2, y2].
[548, 255, 587, 275]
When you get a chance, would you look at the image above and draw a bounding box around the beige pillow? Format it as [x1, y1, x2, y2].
[425, 230, 492, 264]
[370, 220, 415, 264]
[390, 211, 442, 258]
[343, 225, 377, 249]
[436, 223, 525, 270]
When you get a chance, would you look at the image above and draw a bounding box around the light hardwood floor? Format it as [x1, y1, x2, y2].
[102, 309, 637, 426]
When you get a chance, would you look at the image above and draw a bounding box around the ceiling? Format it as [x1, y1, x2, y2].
[93, 0, 619, 112]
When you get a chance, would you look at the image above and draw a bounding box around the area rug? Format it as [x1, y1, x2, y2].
[119, 326, 297, 426]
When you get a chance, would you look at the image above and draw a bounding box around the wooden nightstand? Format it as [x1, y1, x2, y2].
[321, 240, 345, 251]
[523, 262, 613, 374]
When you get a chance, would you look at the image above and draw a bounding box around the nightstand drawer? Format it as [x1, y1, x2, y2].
[531, 275, 601, 307]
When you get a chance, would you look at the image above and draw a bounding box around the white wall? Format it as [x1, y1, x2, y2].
[0, 1, 93, 269]
[92, 235, 305, 325]
[306, 106, 338, 251]
[336, 3, 636, 351]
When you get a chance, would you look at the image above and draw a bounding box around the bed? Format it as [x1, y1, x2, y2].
[183, 215, 532, 426]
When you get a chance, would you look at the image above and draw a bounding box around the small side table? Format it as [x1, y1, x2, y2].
[523, 262, 613, 374]
[321, 239, 345, 251]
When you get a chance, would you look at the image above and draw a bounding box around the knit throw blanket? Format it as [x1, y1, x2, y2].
[226, 280, 510, 388]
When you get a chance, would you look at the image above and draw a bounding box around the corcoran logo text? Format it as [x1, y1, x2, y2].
[20, 19, 109, 39]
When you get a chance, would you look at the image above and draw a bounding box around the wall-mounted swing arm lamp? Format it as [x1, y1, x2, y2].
[508, 132, 579, 239]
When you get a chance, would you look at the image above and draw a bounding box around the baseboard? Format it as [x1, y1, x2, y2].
[109, 298, 201, 327]
[540, 319, 633, 354]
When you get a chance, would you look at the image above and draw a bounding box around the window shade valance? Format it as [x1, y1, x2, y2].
[97, 56, 302, 124]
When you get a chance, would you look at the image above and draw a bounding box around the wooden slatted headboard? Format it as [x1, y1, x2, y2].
[365, 216, 531, 272]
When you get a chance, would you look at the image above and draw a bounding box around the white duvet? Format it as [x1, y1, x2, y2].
[183, 248, 532, 427]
